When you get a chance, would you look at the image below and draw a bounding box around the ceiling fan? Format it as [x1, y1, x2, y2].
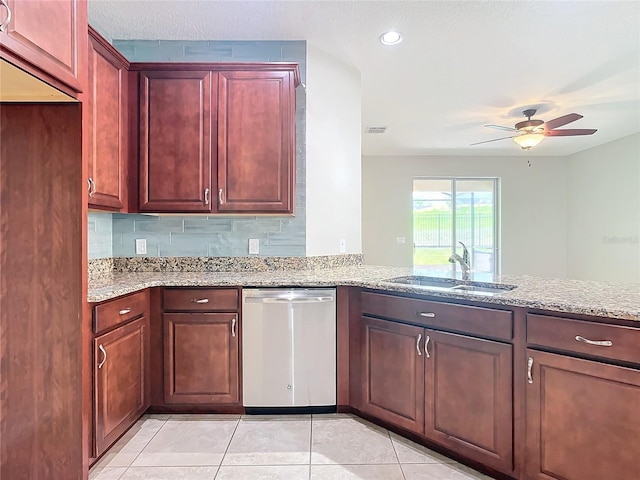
[471, 109, 597, 149]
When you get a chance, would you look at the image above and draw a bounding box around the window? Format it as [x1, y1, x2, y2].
[413, 177, 499, 276]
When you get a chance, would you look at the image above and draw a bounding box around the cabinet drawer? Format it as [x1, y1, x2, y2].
[527, 314, 640, 365]
[163, 288, 239, 311]
[361, 291, 512, 341]
[94, 290, 148, 334]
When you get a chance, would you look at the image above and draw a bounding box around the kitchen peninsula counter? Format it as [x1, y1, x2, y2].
[88, 265, 640, 322]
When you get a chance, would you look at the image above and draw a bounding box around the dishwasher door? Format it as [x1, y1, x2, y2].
[242, 288, 336, 408]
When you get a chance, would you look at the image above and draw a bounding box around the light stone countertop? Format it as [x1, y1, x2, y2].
[88, 265, 640, 322]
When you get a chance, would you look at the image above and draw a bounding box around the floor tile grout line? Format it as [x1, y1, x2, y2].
[214, 414, 242, 478]
[387, 428, 408, 480]
[115, 415, 170, 477]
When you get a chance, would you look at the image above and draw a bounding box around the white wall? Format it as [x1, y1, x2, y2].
[305, 45, 362, 255]
[362, 155, 568, 277]
[566, 133, 640, 283]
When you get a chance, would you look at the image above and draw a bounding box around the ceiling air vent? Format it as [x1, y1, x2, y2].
[366, 126, 388, 134]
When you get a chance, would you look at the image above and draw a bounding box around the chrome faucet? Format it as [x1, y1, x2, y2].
[449, 241, 471, 281]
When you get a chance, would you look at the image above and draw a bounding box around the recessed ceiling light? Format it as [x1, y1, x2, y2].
[380, 31, 403, 46]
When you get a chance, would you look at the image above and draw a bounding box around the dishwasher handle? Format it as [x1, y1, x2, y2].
[244, 295, 334, 304]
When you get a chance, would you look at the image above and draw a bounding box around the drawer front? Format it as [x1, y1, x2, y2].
[527, 314, 640, 365]
[361, 291, 512, 341]
[94, 290, 148, 334]
[163, 288, 239, 311]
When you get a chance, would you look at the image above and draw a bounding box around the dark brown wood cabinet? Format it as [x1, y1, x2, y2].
[138, 69, 214, 212]
[132, 63, 299, 214]
[87, 26, 129, 210]
[361, 316, 425, 433]
[0, 0, 85, 95]
[360, 291, 514, 475]
[218, 69, 296, 213]
[425, 330, 513, 472]
[164, 313, 240, 404]
[94, 316, 148, 457]
[162, 288, 241, 405]
[525, 352, 640, 480]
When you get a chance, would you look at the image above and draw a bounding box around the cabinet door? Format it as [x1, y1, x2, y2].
[217, 69, 295, 213]
[0, 0, 83, 93]
[525, 350, 640, 480]
[87, 29, 128, 210]
[164, 313, 239, 404]
[94, 317, 148, 457]
[361, 316, 425, 433]
[424, 330, 512, 473]
[139, 70, 213, 212]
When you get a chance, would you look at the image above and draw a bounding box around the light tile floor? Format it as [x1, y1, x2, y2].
[90, 414, 493, 480]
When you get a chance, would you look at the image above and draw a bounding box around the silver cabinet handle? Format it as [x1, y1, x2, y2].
[98, 344, 107, 369]
[0, 0, 12, 33]
[118, 308, 131, 315]
[231, 317, 236, 338]
[416, 333, 422, 356]
[424, 335, 431, 358]
[418, 312, 436, 318]
[191, 298, 209, 304]
[527, 357, 534, 384]
[575, 335, 613, 347]
[218, 188, 224, 204]
[204, 188, 210, 205]
[88, 177, 96, 197]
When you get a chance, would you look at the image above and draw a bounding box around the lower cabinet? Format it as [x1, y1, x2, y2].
[94, 316, 148, 457]
[361, 317, 425, 432]
[525, 349, 640, 480]
[164, 313, 240, 404]
[361, 315, 513, 473]
[425, 330, 512, 472]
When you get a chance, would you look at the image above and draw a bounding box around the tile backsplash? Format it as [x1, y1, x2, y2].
[87, 39, 307, 260]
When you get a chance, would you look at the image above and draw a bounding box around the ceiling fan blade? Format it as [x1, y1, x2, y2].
[545, 129, 597, 137]
[470, 135, 516, 146]
[543, 113, 583, 130]
[484, 124, 517, 132]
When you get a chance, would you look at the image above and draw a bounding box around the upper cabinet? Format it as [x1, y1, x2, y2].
[138, 69, 214, 213]
[87, 27, 129, 211]
[131, 63, 300, 215]
[0, 0, 85, 96]
[218, 68, 297, 213]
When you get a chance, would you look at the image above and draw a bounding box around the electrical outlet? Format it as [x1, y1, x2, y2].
[135, 238, 147, 255]
[339, 239, 346, 253]
[248, 238, 260, 255]
[396, 236, 406, 244]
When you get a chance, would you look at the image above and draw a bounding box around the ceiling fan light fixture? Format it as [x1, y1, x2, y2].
[380, 31, 403, 45]
[513, 133, 545, 150]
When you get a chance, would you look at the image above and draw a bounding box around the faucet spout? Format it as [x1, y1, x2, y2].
[449, 242, 471, 281]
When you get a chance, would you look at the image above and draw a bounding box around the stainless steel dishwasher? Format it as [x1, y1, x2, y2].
[242, 288, 336, 412]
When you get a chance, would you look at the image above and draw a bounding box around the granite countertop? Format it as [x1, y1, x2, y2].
[88, 265, 640, 322]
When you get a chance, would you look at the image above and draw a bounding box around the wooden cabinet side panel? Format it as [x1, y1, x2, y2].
[0, 104, 83, 480]
[164, 313, 239, 404]
[138, 70, 213, 212]
[0, 0, 83, 92]
[361, 317, 425, 433]
[217, 70, 294, 213]
[425, 331, 513, 473]
[525, 350, 640, 480]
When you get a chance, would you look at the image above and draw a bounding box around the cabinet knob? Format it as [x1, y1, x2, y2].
[416, 333, 422, 356]
[231, 317, 236, 338]
[88, 177, 96, 197]
[191, 298, 209, 304]
[575, 335, 613, 347]
[218, 188, 224, 205]
[118, 308, 132, 315]
[527, 357, 534, 384]
[418, 312, 436, 318]
[204, 188, 210, 205]
[424, 335, 431, 358]
[0, 0, 12, 32]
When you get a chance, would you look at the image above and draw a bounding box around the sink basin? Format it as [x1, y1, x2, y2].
[384, 276, 516, 296]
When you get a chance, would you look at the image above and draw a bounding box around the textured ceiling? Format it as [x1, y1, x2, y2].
[89, 0, 640, 156]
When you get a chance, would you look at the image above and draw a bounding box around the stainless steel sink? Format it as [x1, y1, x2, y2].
[384, 276, 516, 296]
